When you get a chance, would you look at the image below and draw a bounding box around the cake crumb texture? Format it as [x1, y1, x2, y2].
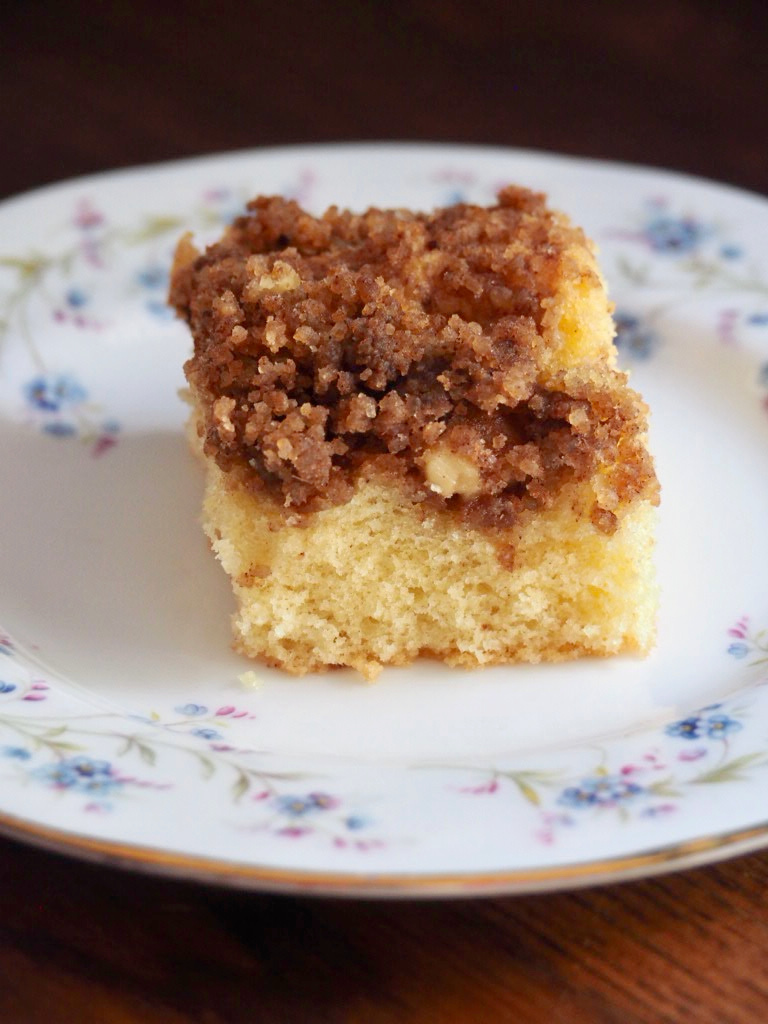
[202, 466, 656, 681]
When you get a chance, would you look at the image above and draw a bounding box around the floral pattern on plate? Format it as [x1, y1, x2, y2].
[1, 145, 768, 893]
[0, 635, 389, 849]
[605, 195, 768, 372]
[1, 619, 768, 858]
[1, 190, 242, 453]
[449, 690, 768, 847]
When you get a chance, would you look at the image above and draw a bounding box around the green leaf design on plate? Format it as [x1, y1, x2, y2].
[692, 752, 768, 785]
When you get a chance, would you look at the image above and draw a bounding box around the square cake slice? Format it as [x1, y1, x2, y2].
[169, 187, 659, 680]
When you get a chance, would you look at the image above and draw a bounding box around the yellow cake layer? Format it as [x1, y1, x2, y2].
[199, 458, 657, 680]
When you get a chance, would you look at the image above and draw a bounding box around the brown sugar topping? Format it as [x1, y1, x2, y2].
[170, 188, 658, 530]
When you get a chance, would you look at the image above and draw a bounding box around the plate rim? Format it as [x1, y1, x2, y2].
[2, 139, 767, 212]
[2, 140, 768, 897]
[3, 807, 768, 898]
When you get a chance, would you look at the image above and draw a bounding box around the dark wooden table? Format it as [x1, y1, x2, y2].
[2, 2, 768, 1021]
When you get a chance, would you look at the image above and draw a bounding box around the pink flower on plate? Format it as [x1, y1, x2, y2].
[73, 198, 104, 230]
[640, 803, 677, 818]
[214, 705, 254, 720]
[92, 434, 118, 458]
[728, 616, 750, 639]
[677, 747, 707, 762]
[84, 801, 111, 814]
[458, 778, 500, 795]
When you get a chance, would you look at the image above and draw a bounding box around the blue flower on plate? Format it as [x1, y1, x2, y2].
[43, 421, 78, 438]
[643, 214, 706, 254]
[728, 642, 750, 659]
[665, 716, 702, 740]
[137, 265, 167, 289]
[274, 795, 317, 817]
[67, 755, 112, 777]
[34, 755, 122, 795]
[705, 714, 742, 739]
[1, 746, 31, 760]
[344, 814, 370, 831]
[557, 775, 644, 809]
[666, 711, 742, 742]
[25, 373, 87, 412]
[66, 287, 89, 308]
[719, 245, 743, 260]
[191, 727, 221, 741]
[37, 762, 80, 788]
[614, 311, 658, 360]
[175, 703, 208, 716]
[275, 792, 339, 817]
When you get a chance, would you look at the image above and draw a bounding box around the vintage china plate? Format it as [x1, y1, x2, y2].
[1, 143, 767, 896]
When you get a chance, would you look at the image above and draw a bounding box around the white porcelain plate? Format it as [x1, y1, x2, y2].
[1, 144, 767, 896]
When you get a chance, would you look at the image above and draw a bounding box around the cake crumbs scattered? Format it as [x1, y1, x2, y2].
[237, 670, 264, 689]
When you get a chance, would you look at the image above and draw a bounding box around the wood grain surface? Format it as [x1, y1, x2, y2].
[2, 1, 768, 1021]
[3, 836, 768, 1024]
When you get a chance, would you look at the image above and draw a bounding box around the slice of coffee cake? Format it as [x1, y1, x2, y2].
[170, 187, 659, 679]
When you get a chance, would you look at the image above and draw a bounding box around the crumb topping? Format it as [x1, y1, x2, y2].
[170, 188, 658, 530]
